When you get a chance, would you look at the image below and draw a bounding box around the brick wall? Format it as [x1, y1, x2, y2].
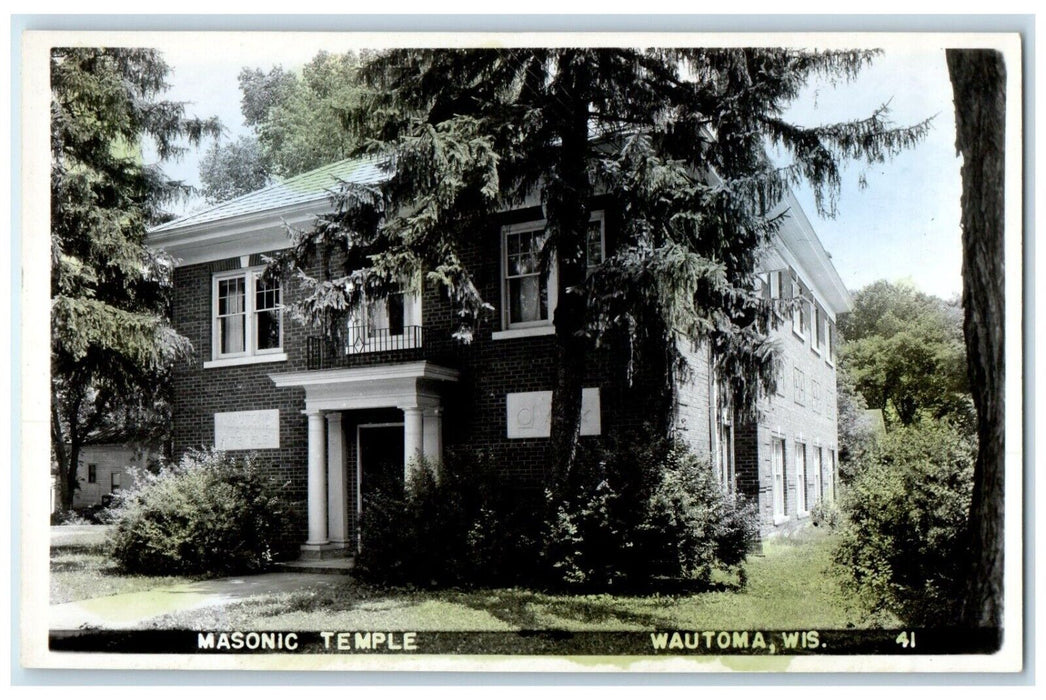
[735, 312, 840, 535]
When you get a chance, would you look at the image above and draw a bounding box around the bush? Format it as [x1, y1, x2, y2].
[356, 434, 757, 593]
[106, 449, 298, 576]
[541, 433, 758, 592]
[834, 420, 974, 625]
[810, 498, 841, 530]
[356, 452, 542, 588]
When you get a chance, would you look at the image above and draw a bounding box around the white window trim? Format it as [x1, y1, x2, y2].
[771, 436, 787, 524]
[497, 211, 605, 338]
[211, 266, 285, 367]
[795, 441, 809, 517]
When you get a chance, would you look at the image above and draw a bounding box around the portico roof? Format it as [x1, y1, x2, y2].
[269, 361, 460, 413]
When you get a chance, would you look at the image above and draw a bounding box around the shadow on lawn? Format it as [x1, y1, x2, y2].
[438, 589, 671, 629]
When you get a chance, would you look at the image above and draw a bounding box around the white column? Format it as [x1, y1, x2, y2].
[305, 409, 329, 546]
[326, 412, 349, 547]
[402, 406, 425, 485]
[422, 406, 443, 465]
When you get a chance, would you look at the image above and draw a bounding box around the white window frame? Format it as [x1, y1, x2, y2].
[812, 446, 823, 505]
[772, 436, 787, 524]
[825, 320, 836, 368]
[206, 267, 287, 369]
[494, 212, 605, 340]
[795, 441, 808, 516]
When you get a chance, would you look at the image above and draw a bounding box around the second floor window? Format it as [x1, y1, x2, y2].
[501, 213, 605, 331]
[213, 269, 283, 360]
[347, 285, 422, 353]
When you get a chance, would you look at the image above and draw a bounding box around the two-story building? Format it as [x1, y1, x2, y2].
[149, 157, 851, 559]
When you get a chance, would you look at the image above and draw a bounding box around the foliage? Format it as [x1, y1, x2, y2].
[838, 280, 972, 428]
[198, 135, 270, 203]
[267, 48, 929, 483]
[355, 453, 543, 588]
[834, 419, 975, 625]
[50, 47, 220, 511]
[809, 497, 841, 530]
[200, 50, 365, 200]
[540, 433, 758, 592]
[106, 449, 298, 575]
[835, 361, 876, 480]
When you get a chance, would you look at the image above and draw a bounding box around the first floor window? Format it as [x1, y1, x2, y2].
[829, 449, 837, 500]
[795, 442, 808, 514]
[214, 269, 282, 359]
[812, 446, 823, 504]
[111, 472, 121, 492]
[87, 464, 97, 484]
[772, 437, 786, 519]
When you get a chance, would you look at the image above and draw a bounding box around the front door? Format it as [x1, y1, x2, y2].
[357, 423, 405, 514]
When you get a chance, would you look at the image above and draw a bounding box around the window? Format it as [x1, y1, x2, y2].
[504, 225, 550, 327]
[772, 437, 786, 521]
[498, 212, 605, 335]
[347, 286, 422, 353]
[828, 449, 837, 500]
[793, 367, 806, 405]
[87, 464, 97, 484]
[812, 446, 823, 505]
[791, 274, 810, 339]
[795, 442, 808, 515]
[826, 321, 836, 366]
[814, 304, 826, 354]
[111, 472, 121, 493]
[212, 268, 284, 364]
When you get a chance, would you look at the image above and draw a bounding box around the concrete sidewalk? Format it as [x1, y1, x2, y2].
[49, 571, 351, 630]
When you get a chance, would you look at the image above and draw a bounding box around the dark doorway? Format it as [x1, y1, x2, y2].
[358, 424, 405, 511]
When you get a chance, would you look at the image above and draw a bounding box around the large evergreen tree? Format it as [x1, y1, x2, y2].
[271, 48, 929, 485]
[50, 47, 220, 511]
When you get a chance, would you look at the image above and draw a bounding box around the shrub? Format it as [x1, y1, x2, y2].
[540, 433, 758, 592]
[106, 449, 298, 576]
[355, 452, 542, 588]
[810, 498, 842, 530]
[834, 420, 974, 625]
[356, 435, 757, 593]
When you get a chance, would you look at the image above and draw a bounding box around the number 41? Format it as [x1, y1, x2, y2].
[895, 631, 917, 648]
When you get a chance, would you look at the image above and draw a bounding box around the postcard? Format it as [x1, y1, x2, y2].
[18, 27, 1024, 673]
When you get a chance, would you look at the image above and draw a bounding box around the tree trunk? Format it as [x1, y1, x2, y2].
[947, 49, 1006, 631]
[547, 54, 593, 490]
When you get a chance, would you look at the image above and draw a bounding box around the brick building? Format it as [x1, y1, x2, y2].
[149, 158, 851, 558]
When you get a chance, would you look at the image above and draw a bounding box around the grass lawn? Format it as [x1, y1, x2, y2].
[148, 527, 890, 631]
[50, 527, 198, 605]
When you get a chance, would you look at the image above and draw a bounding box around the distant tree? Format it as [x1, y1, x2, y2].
[199, 135, 270, 203]
[947, 48, 1006, 631]
[269, 48, 929, 486]
[838, 280, 971, 427]
[51, 47, 220, 511]
[199, 51, 365, 203]
[244, 51, 363, 178]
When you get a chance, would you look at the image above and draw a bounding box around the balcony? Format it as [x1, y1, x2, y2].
[307, 326, 425, 370]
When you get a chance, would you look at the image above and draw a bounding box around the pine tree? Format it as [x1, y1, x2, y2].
[270, 48, 929, 486]
[50, 47, 220, 511]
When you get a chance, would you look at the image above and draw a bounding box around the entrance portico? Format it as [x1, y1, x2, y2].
[271, 361, 459, 558]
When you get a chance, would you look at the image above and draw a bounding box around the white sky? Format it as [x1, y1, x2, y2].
[151, 34, 965, 300]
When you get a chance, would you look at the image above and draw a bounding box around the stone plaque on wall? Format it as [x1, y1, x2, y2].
[506, 388, 600, 439]
[214, 409, 280, 450]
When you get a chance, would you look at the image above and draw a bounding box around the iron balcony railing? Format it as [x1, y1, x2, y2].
[307, 326, 425, 370]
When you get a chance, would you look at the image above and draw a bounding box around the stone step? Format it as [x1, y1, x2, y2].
[275, 557, 356, 575]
